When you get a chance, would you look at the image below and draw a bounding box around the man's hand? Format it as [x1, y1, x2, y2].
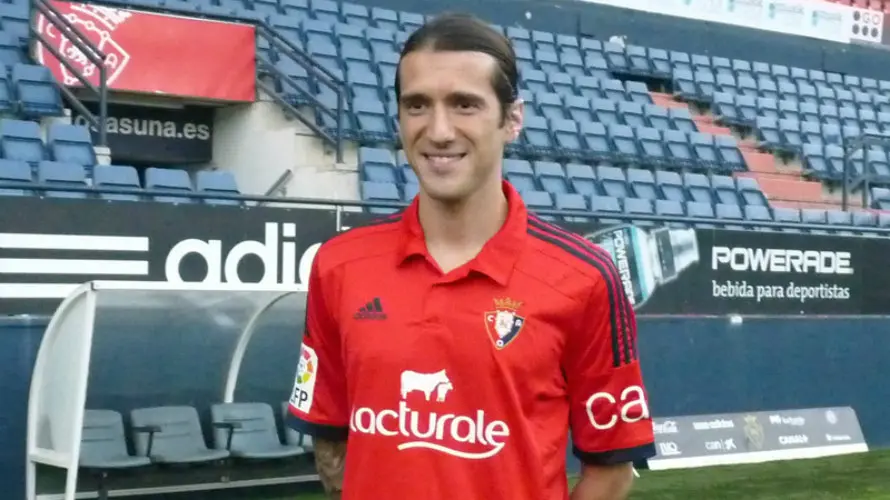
[570, 462, 635, 500]
[314, 437, 347, 500]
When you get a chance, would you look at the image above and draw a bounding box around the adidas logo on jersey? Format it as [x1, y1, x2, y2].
[354, 297, 387, 320]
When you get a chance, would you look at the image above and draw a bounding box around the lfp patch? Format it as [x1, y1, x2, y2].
[290, 344, 318, 413]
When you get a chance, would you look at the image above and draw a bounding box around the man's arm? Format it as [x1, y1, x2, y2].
[562, 250, 656, 500]
[315, 437, 348, 500]
[570, 463, 634, 500]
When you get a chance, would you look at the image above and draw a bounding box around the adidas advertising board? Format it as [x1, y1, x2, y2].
[3, 198, 889, 316]
[0, 197, 338, 315]
[648, 406, 868, 470]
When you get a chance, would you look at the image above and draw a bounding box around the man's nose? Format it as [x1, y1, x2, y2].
[425, 106, 456, 144]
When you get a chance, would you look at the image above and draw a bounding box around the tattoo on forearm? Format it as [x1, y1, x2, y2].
[315, 437, 347, 500]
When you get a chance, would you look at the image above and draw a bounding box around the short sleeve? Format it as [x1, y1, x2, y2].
[286, 249, 349, 440]
[563, 271, 656, 465]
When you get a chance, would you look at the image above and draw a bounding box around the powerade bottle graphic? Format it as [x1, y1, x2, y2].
[584, 225, 700, 309]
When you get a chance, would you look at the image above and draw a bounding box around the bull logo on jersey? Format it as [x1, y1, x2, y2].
[484, 297, 525, 349]
[400, 369, 453, 402]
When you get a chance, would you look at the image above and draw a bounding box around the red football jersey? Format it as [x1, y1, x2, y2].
[288, 181, 655, 499]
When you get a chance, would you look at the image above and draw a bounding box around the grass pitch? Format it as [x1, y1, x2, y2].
[285, 449, 890, 499]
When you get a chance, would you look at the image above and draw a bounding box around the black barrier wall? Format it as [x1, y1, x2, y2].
[2, 198, 890, 316]
[3, 316, 890, 499]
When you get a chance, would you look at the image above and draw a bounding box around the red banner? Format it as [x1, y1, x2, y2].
[34, 2, 256, 102]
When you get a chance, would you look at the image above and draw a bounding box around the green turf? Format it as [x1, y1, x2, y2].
[281, 449, 890, 499]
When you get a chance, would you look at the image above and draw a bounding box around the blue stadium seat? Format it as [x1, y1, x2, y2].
[744, 204, 773, 227]
[551, 119, 583, 159]
[353, 98, 391, 142]
[626, 168, 657, 200]
[520, 116, 553, 156]
[690, 133, 719, 171]
[0, 66, 12, 113]
[361, 180, 400, 213]
[533, 161, 568, 194]
[565, 162, 596, 196]
[0, 32, 22, 67]
[736, 177, 768, 206]
[607, 124, 638, 163]
[643, 104, 670, 130]
[93, 165, 142, 202]
[37, 161, 87, 198]
[196, 171, 241, 205]
[359, 147, 396, 182]
[554, 192, 589, 221]
[715, 136, 745, 171]
[596, 165, 629, 198]
[144, 167, 195, 204]
[503, 159, 536, 192]
[371, 7, 398, 31]
[684, 173, 714, 204]
[47, 124, 96, 167]
[0, 158, 31, 196]
[715, 203, 744, 229]
[590, 195, 622, 224]
[655, 170, 686, 203]
[522, 190, 554, 215]
[773, 207, 802, 232]
[623, 197, 654, 226]
[662, 130, 694, 169]
[668, 107, 696, 132]
[686, 201, 716, 228]
[0, 119, 45, 164]
[654, 199, 686, 227]
[619, 100, 645, 128]
[548, 72, 574, 96]
[711, 175, 740, 205]
[635, 127, 667, 167]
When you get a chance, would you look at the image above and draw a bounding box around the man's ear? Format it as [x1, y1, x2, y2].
[504, 99, 524, 142]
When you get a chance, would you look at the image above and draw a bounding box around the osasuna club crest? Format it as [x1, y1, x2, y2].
[484, 297, 526, 349]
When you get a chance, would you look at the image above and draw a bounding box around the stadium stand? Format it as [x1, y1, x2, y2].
[0, 0, 887, 233]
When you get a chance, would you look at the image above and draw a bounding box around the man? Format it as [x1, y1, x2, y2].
[287, 13, 656, 500]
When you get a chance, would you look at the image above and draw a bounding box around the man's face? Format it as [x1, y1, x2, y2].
[397, 49, 522, 204]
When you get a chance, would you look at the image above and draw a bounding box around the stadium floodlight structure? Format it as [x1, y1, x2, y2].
[837, 130, 890, 211]
[25, 280, 311, 500]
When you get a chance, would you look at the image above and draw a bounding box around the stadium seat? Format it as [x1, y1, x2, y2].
[130, 406, 230, 465]
[210, 403, 306, 459]
[195, 170, 242, 205]
[144, 167, 195, 204]
[80, 410, 152, 500]
[361, 180, 400, 213]
[0, 119, 45, 164]
[0, 158, 31, 196]
[47, 124, 96, 167]
[37, 161, 88, 198]
[10, 63, 62, 117]
[93, 165, 142, 202]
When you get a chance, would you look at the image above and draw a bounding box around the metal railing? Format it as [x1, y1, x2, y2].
[4, 181, 890, 236]
[255, 22, 345, 163]
[839, 132, 890, 211]
[29, 0, 109, 146]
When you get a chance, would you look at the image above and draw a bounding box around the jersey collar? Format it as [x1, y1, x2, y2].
[397, 180, 528, 285]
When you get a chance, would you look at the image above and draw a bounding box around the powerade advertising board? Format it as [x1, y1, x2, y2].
[1, 197, 887, 316]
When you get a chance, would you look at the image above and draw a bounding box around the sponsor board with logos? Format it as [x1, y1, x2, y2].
[5, 201, 890, 316]
[648, 406, 868, 470]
